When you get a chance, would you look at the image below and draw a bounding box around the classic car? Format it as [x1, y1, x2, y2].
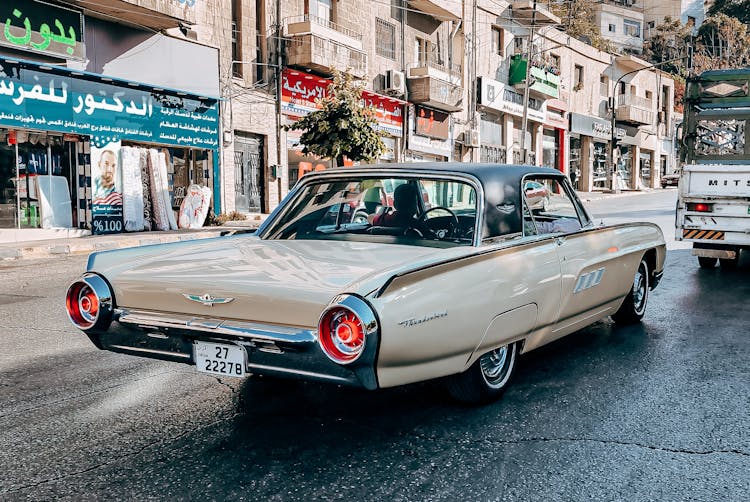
[65, 164, 666, 404]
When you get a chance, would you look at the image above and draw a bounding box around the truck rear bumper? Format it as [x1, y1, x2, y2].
[691, 248, 737, 259]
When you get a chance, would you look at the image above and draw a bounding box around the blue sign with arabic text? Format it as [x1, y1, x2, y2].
[0, 59, 219, 149]
[1, 0, 85, 60]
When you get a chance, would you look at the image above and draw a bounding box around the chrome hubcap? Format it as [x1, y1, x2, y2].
[633, 266, 647, 312]
[480, 345, 510, 387]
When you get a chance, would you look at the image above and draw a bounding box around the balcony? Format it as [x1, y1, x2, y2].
[65, 0, 193, 29]
[409, 57, 462, 87]
[285, 15, 364, 51]
[286, 33, 368, 79]
[615, 94, 654, 125]
[407, 0, 461, 21]
[407, 75, 463, 112]
[510, 1, 561, 27]
[508, 55, 560, 99]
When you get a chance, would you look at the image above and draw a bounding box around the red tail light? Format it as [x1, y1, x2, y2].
[319, 307, 366, 364]
[687, 202, 713, 213]
[65, 274, 114, 331]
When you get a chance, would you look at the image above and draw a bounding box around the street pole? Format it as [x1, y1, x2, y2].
[275, 0, 283, 204]
[519, 1, 537, 165]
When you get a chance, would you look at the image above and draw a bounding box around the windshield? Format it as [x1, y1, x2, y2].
[263, 176, 478, 247]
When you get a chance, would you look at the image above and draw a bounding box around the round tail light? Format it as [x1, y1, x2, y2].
[65, 274, 114, 331]
[318, 296, 377, 365]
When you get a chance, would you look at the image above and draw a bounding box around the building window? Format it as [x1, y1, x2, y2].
[492, 27, 504, 56]
[310, 0, 333, 23]
[623, 19, 641, 37]
[648, 21, 655, 29]
[231, 0, 242, 78]
[376, 18, 396, 60]
[415, 37, 432, 66]
[574, 65, 583, 91]
[550, 53, 560, 70]
[600, 75, 609, 96]
[645, 90, 653, 101]
[514, 36, 525, 54]
[608, 24, 616, 33]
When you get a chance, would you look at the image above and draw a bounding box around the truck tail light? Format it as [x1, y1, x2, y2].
[687, 202, 713, 213]
[318, 295, 377, 365]
[65, 274, 114, 331]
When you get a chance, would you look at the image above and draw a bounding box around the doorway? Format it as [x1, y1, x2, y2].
[233, 133, 264, 213]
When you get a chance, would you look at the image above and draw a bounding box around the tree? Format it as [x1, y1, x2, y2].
[550, 0, 613, 52]
[708, 0, 750, 26]
[286, 70, 386, 168]
[642, 17, 691, 78]
[693, 14, 750, 72]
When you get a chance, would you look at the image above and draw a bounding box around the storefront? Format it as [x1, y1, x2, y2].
[476, 77, 545, 165]
[543, 99, 568, 174]
[405, 104, 452, 163]
[0, 56, 219, 233]
[569, 113, 624, 191]
[281, 69, 405, 186]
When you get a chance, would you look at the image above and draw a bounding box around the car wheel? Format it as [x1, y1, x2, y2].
[446, 342, 518, 405]
[612, 258, 649, 324]
[698, 256, 718, 269]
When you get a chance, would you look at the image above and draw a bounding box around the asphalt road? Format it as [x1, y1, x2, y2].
[1, 190, 748, 501]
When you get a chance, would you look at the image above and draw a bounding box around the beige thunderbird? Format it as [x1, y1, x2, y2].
[65, 164, 666, 404]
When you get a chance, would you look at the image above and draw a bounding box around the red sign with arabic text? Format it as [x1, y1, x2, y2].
[281, 69, 404, 137]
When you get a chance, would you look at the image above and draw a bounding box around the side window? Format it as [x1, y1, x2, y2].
[522, 177, 583, 235]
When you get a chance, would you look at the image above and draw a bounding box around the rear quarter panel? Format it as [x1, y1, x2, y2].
[368, 239, 562, 388]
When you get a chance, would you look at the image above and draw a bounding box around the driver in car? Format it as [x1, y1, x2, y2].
[368, 183, 420, 228]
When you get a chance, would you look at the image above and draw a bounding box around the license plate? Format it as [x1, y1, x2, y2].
[194, 341, 246, 377]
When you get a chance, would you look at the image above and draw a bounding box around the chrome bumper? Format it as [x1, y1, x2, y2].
[85, 309, 379, 390]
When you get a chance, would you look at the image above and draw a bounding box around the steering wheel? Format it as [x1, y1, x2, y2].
[417, 207, 459, 239]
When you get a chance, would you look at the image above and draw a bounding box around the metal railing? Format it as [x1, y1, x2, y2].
[617, 94, 653, 110]
[284, 15, 363, 42]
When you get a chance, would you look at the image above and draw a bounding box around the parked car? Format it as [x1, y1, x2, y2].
[66, 164, 666, 404]
[661, 173, 679, 188]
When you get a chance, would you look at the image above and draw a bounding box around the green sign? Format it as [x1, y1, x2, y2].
[0, 58, 219, 149]
[1, 0, 84, 60]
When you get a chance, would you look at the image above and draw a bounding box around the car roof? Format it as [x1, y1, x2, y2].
[321, 162, 564, 187]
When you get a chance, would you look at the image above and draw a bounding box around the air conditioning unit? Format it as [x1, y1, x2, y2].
[466, 129, 480, 148]
[384, 70, 405, 95]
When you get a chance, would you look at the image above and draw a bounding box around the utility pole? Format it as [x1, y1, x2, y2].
[275, 0, 283, 204]
[519, 1, 537, 165]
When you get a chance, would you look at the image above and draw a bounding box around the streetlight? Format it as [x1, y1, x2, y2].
[608, 56, 685, 192]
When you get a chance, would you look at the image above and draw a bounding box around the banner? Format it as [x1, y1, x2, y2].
[91, 139, 123, 234]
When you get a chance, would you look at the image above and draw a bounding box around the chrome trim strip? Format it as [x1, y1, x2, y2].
[246, 363, 353, 384]
[116, 309, 317, 345]
[109, 344, 192, 360]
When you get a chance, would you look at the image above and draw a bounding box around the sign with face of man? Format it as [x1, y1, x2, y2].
[91, 139, 123, 234]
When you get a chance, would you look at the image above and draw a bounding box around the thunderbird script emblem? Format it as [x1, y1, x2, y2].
[182, 293, 235, 307]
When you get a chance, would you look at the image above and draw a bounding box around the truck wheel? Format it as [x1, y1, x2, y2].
[446, 342, 519, 405]
[698, 256, 718, 269]
[720, 256, 739, 269]
[613, 258, 649, 324]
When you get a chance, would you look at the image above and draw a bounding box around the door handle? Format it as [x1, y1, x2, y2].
[556, 236, 566, 246]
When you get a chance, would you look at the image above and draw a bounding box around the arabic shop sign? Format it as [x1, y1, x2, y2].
[281, 69, 404, 137]
[2, 1, 85, 61]
[0, 59, 219, 149]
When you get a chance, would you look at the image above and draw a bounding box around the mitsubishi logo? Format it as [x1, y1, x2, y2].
[182, 293, 235, 307]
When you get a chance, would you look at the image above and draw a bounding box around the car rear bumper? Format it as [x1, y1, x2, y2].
[84, 308, 379, 390]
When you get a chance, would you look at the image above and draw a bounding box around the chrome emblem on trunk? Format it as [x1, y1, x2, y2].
[182, 293, 235, 307]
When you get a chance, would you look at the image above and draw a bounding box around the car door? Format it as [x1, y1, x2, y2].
[522, 176, 634, 339]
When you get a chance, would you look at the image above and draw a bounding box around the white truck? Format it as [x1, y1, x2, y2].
[677, 69, 750, 269]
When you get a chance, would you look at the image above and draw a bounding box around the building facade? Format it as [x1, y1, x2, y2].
[0, 0, 221, 237]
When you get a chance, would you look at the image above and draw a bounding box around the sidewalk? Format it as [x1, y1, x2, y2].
[0, 190, 647, 261]
[0, 223, 260, 261]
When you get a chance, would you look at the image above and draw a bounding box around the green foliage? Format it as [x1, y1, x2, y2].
[694, 14, 750, 71]
[708, 0, 750, 25]
[207, 211, 247, 226]
[285, 70, 386, 167]
[643, 17, 692, 78]
[550, 0, 613, 53]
